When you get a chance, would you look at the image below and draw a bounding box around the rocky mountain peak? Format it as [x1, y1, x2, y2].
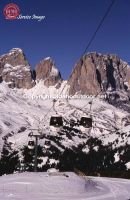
[9, 48, 24, 54]
[0, 48, 29, 66]
[35, 57, 62, 87]
[68, 52, 130, 95]
[0, 49, 130, 95]
[0, 48, 35, 89]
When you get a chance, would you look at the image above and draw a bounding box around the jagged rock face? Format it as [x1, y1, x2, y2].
[126, 68, 130, 88]
[68, 53, 130, 95]
[36, 57, 62, 87]
[0, 48, 35, 89]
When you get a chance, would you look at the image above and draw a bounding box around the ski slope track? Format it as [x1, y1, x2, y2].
[0, 172, 130, 200]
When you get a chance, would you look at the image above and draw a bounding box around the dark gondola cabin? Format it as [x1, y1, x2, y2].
[45, 141, 51, 146]
[80, 117, 92, 128]
[44, 141, 51, 149]
[50, 116, 63, 127]
[28, 140, 35, 149]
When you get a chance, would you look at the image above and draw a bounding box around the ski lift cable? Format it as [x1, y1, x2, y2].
[58, 0, 116, 125]
[57, 0, 116, 100]
[52, 99, 58, 114]
[66, 89, 103, 116]
[50, 101, 71, 127]
[50, 96, 72, 126]
[62, 0, 116, 119]
[44, 104, 54, 119]
[48, 92, 120, 130]
[50, 96, 77, 127]
[28, 87, 57, 131]
[32, 0, 116, 130]
[66, 94, 120, 132]
[46, 0, 116, 120]
[36, 103, 55, 131]
[51, 99, 70, 124]
[57, 84, 121, 132]
[82, 0, 116, 56]
[90, 110, 122, 131]
[81, 89, 105, 110]
[93, 125, 117, 133]
[76, 90, 123, 131]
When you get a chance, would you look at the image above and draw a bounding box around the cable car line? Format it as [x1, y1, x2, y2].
[82, 0, 116, 56]
[54, 0, 116, 102]
[48, 0, 116, 130]
[62, 0, 116, 118]
[65, 89, 120, 133]
[26, 0, 118, 171]
[65, 89, 103, 128]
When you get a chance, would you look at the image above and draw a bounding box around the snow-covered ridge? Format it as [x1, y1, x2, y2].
[24, 80, 69, 98]
[9, 48, 23, 54]
[44, 57, 51, 61]
[0, 81, 130, 149]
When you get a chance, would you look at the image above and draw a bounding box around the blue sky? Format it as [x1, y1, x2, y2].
[0, 0, 130, 79]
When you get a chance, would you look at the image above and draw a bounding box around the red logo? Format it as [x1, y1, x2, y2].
[4, 3, 20, 20]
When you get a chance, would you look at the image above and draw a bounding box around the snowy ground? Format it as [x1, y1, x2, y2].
[0, 172, 130, 200]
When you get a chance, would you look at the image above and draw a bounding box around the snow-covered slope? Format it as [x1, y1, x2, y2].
[0, 81, 130, 172]
[0, 172, 130, 200]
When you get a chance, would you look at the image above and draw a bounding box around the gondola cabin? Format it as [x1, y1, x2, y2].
[50, 115, 63, 132]
[79, 117, 92, 132]
[44, 141, 51, 149]
[28, 140, 35, 150]
[50, 116, 63, 127]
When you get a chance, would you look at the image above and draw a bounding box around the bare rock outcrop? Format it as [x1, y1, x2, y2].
[68, 53, 130, 95]
[0, 48, 35, 89]
[35, 57, 62, 87]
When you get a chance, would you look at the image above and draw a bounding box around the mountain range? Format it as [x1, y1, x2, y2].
[0, 48, 130, 95]
[0, 48, 130, 177]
